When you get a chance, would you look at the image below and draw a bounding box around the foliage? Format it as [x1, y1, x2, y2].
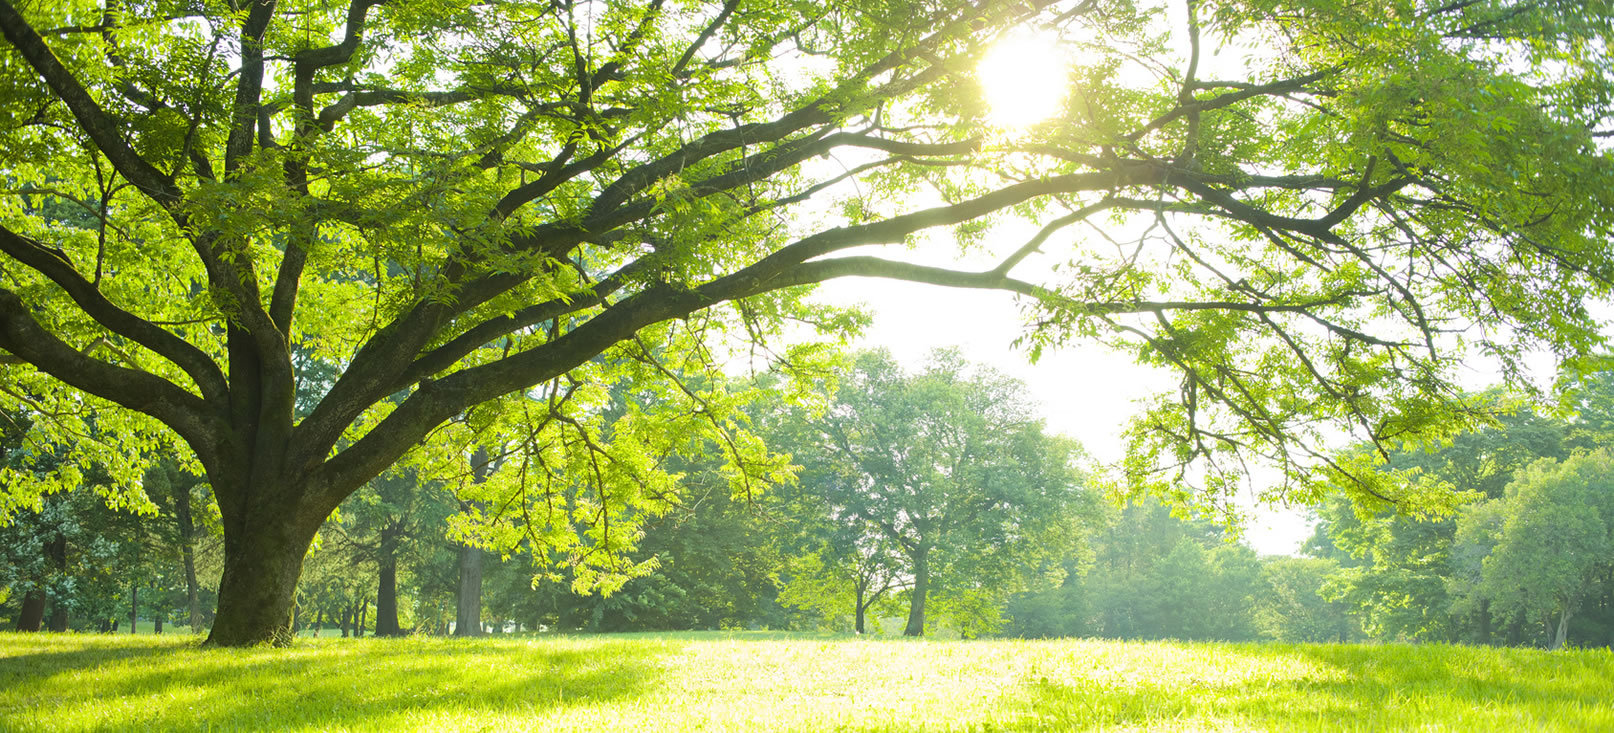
[1253, 558, 1360, 644]
[1014, 498, 1267, 642]
[785, 349, 1092, 635]
[1306, 405, 1570, 642]
[1470, 451, 1614, 649]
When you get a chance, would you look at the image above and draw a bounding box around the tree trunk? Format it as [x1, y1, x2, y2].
[47, 601, 69, 632]
[374, 548, 403, 636]
[903, 548, 929, 637]
[855, 595, 868, 635]
[1552, 606, 1573, 650]
[455, 544, 484, 637]
[129, 583, 138, 634]
[355, 598, 368, 637]
[205, 515, 320, 647]
[155, 612, 164, 634]
[15, 590, 44, 632]
[455, 446, 492, 637]
[45, 533, 68, 631]
[169, 479, 204, 634]
[340, 605, 351, 637]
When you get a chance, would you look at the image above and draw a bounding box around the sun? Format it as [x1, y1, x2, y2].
[978, 28, 1070, 129]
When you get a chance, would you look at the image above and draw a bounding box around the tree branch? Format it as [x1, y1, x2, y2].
[0, 289, 222, 454]
[0, 224, 227, 401]
[0, 0, 181, 206]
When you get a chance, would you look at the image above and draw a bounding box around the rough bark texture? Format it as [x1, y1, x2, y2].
[903, 549, 929, 637]
[205, 514, 320, 646]
[15, 590, 44, 631]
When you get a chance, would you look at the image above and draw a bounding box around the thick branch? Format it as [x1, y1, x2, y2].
[0, 225, 227, 401]
[0, 289, 222, 454]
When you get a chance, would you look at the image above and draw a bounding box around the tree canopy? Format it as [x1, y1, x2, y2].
[782, 349, 1090, 636]
[0, 0, 1611, 644]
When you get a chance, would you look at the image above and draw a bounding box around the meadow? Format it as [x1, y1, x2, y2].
[3, 632, 1612, 731]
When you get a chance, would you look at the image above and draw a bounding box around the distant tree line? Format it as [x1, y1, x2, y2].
[4, 354, 1612, 649]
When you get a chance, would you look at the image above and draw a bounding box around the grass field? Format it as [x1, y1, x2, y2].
[3, 632, 1612, 731]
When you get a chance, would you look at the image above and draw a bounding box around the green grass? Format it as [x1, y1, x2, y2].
[3, 632, 1612, 731]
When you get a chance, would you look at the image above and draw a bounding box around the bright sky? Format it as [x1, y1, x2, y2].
[800, 25, 1317, 555]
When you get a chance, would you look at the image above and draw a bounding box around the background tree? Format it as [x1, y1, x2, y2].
[1472, 452, 1614, 650]
[1307, 405, 1567, 642]
[1253, 557, 1360, 644]
[792, 350, 1090, 636]
[143, 458, 213, 632]
[1, 0, 1610, 645]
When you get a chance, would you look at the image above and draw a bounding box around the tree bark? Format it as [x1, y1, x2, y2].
[854, 588, 868, 635]
[1552, 606, 1573, 650]
[15, 590, 44, 632]
[903, 548, 929, 637]
[129, 583, 138, 634]
[374, 546, 403, 636]
[205, 514, 320, 646]
[47, 601, 68, 632]
[355, 598, 368, 637]
[1478, 599, 1492, 646]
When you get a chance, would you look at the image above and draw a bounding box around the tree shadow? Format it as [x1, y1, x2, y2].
[993, 642, 1614, 730]
[2, 635, 679, 731]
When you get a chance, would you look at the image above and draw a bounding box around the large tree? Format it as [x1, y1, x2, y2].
[0, 0, 1610, 645]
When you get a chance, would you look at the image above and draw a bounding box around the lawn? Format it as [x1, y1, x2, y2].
[2, 631, 1611, 731]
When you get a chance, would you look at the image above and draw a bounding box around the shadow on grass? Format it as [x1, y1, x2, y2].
[1, 634, 680, 732]
[994, 642, 1614, 731]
